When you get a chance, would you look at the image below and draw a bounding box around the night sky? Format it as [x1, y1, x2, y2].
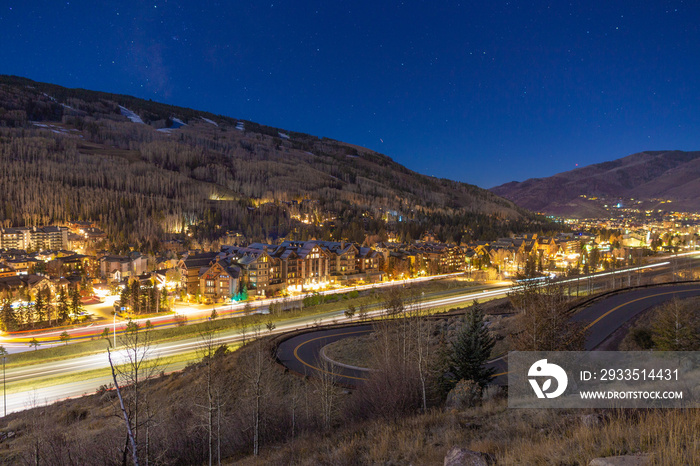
[1, 1, 699, 188]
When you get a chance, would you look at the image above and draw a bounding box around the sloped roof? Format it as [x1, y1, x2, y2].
[182, 252, 219, 268]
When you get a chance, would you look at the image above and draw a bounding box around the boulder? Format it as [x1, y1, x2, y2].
[444, 447, 496, 466]
[445, 379, 482, 410]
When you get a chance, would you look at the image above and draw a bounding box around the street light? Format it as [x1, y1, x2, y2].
[113, 312, 117, 348]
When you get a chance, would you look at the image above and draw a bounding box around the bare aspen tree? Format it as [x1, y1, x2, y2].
[113, 319, 161, 464]
[107, 348, 139, 466]
[196, 321, 229, 466]
[511, 282, 586, 351]
[411, 300, 432, 412]
[358, 300, 369, 322]
[239, 333, 273, 457]
[237, 316, 249, 346]
[313, 356, 339, 429]
[214, 384, 226, 466]
[286, 375, 304, 439]
[197, 322, 219, 466]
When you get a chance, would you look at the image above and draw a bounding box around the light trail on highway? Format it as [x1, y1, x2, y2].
[0, 256, 694, 414]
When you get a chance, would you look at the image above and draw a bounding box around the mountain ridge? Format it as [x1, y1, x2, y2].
[491, 150, 700, 217]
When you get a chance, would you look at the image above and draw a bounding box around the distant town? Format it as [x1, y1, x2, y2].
[0, 208, 698, 331]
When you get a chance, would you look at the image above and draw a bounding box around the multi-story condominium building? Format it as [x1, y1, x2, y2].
[222, 245, 289, 296]
[198, 260, 240, 301]
[313, 241, 358, 277]
[100, 252, 148, 282]
[226, 246, 274, 295]
[0, 226, 68, 251]
[180, 241, 381, 298]
[30, 226, 69, 251]
[226, 241, 332, 292]
[0, 228, 31, 250]
[276, 241, 331, 291]
[356, 247, 381, 274]
[178, 252, 220, 295]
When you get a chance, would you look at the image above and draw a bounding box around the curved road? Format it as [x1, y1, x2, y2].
[571, 283, 700, 350]
[278, 325, 374, 385]
[277, 283, 700, 386]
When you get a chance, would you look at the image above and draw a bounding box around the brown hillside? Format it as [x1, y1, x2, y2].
[491, 150, 700, 216]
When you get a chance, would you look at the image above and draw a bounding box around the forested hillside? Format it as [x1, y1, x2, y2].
[0, 76, 550, 250]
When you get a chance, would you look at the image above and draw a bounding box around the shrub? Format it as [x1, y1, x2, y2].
[629, 327, 654, 350]
[445, 379, 482, 410]
[173, 313, 188, 327]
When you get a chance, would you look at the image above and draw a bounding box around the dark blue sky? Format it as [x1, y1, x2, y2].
[1, 1, 699, 188]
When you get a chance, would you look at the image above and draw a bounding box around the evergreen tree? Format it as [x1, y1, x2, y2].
[34, 289, 47, 324]
[131, 280, 141, 314]
[0, 298, 18, 332]
[21, 302, 34, 328]
[57, 287, 70, 322]
[44, 288, 54, 325]
[120, 281, 132, 312]
[69, 287, 84, 320]
[160, 287, 169, 312]
[448, 301, 495, 389]
[148, 283, 158, 314]
[59, 330, 71, 345]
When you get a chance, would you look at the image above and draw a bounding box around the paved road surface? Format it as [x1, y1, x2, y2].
[3, 274, 697, 413]
[278, 283, 700, 386]
[570, 283, 700, 350]
[277, 325, 374, 385]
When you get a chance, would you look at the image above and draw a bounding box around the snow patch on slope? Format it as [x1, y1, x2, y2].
[32, 122, 82, 138]
[119, 106, 144, 124]
[157, 117, 188, 133]
[201, 117, 219, 127]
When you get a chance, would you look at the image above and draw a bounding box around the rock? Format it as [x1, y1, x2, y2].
[446, 379, 482, 410]
[444, 447, 496, 466]
[588, 454, 651, 465]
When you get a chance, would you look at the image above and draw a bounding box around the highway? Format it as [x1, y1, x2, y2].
[277, 283, 700, 386]
[0, 281, 514, 414]
[2, 253, 693, 353]
[0, 254, 697, 414]
[0, 272, 469, 353]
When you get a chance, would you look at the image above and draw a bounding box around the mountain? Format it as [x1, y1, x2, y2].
[491, 150, 700, 217]
[0, 75, 548, 249]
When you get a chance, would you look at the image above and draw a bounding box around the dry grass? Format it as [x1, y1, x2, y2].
[322, 334, 376, 368]
[236, 395, 700, 465]
[3, 330, 699, 465]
